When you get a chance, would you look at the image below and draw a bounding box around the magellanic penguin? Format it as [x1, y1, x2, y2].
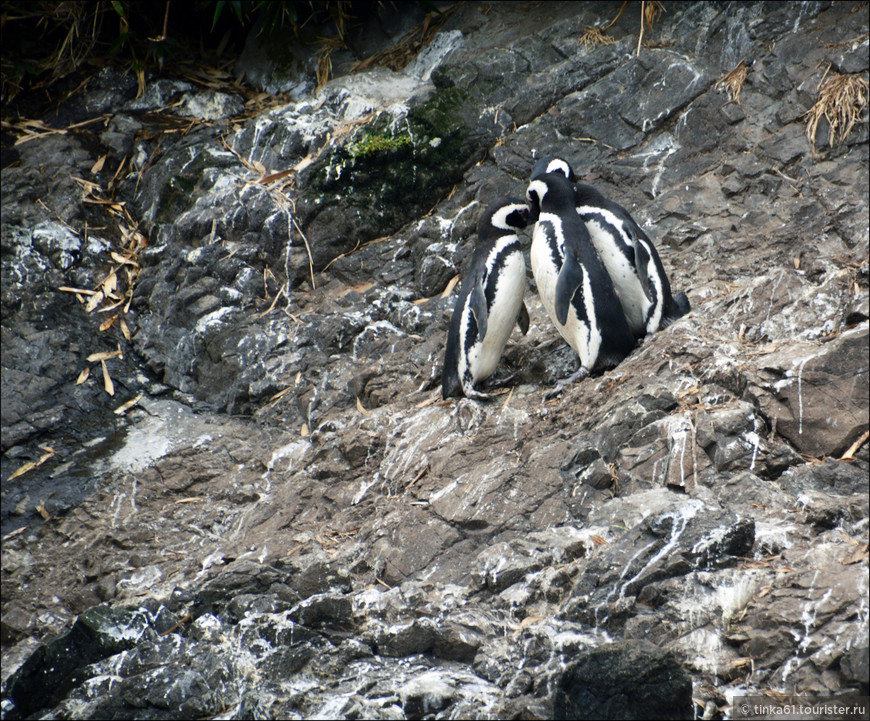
[527, 172, 636, 398]
[530, 157, 690, 337]
[442, 198, 531, 400]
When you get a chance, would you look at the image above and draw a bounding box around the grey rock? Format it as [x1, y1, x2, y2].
[1, 1, 868, 719]
[553, 641, 693, 721]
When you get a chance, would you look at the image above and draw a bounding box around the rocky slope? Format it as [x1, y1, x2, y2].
[2, 1, 868, 718]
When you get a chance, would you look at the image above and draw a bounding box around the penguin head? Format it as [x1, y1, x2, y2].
[526, 177, 546, 222]
[530, 156, 577, 183]
[527, 173, 575, 216]
[526, 178, 547, 208]
[480, 197, 530, 237]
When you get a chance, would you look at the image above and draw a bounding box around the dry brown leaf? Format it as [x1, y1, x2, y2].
[356, 396, 368, 415]
[839, 430, 869, 460]
[101, 359, 115, 396]
[8, 461, 36, 481]
[511, 615, 546, 635]
[75, 367, 90, 384]
[500, 387, 514, 410]
[35, 505, 51, 520]
[71, 175, 101, 195]
[119, 316, 131, 341]
[589, 534, 607, 546]
[441, 275, 460, 298]
[123, 290, 134, 315]
[415, 394, 439, 409]
[99, 315, 116, 332]
[405, 465, 428, 490]
[300, 423, 309, 437]
[294, 156, 314, 173]
[114, 393, 143, 415]
[267, 386, 293, 403]
[59, 286, 98, 296]
[136, 66, 145, 98]
[84, 290, 105, 312]
[260, 169, 294, 185]
[96, 298, 125, 313]
[8, 446, 54, 481]
[110, 251, 139, 267]
[2, 526, 27, 541]
[102, 272, 118, 295]
[90, 154, 106, 174]
[87, 349, 123, 362]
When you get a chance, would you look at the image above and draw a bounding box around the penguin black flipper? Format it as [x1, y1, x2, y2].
[469, 281, 488, 339]
[554, 250, 585, 327]
[517, 301, 530, 335]
[632, 234, 654, 303]
[673, 291, 691, 316]
[661, 291, 691, 328]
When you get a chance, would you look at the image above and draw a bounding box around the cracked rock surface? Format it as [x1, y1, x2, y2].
[2, 2, 868, 718]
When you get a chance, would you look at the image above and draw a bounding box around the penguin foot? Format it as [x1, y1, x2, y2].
[544, 366, 590, 400]
[463, 386, 497, 401]
[483, 372, 516, 389]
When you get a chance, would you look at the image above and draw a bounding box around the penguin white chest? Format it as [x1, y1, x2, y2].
[531, 217, 599, 366]
[530, 221, 561, 319]
[466, 246, 525, 382]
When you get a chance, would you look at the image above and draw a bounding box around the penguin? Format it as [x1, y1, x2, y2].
[530, 156, 690, 337]
[442, 198, 531, 400]
[526, 172, 636, 398]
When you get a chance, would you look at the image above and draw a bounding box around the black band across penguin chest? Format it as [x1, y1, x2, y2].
[539, 220, 565, 273]
[483, 238, 523, 306]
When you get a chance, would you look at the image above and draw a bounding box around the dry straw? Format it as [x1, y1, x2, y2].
[805, 66, 869, 148]
[716, 59, 751, 105]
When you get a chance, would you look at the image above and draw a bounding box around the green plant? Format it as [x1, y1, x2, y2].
[348, 130, 412, 158]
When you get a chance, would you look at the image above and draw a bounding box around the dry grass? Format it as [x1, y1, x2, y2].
[716, 59, 751, 105]
[637, 0, 665, 56]
[39, 2, 105, 79]
[578, 1, 625, 51]
[349, 8, 453, 75]
[579, 25, 617, 51]
[805, 66, 869, 148]
[579, 0, 664, 55]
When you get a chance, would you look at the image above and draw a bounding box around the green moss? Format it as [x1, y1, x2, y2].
[348, 130, 412, 158]
[298, 84, 497, 270]
[407, 85, 470, 138]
